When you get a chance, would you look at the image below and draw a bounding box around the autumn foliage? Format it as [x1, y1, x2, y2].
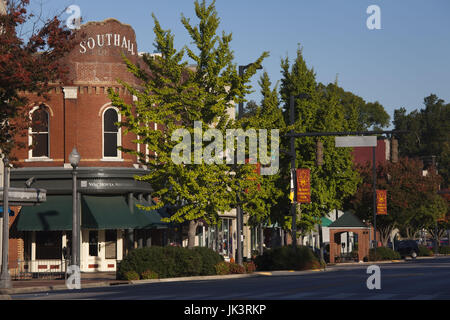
[348, 157, 447, 244]
[0, 0, 75, 155]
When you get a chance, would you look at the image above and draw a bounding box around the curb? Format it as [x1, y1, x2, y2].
[4, 256, 445, 295]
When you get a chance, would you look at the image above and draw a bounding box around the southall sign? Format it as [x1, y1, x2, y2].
[79, 33, 136, 55]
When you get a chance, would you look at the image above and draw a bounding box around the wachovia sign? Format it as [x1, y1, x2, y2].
[79, 33, 136, 55]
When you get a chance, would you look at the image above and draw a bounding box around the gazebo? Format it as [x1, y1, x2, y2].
[328, 212, 370, 263]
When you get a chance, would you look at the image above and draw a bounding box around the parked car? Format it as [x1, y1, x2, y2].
[395, 240, 419, 259]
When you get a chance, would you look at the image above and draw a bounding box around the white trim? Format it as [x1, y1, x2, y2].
[63, 86, 78, 100]
[102, 106, 122, 160]
[28, 106, 50, 160]
[25, 158, 54, 163]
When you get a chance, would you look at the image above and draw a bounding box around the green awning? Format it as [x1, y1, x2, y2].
[16, 196, 73, 231]
[328, 211, 368, 228]
[321, 217, 333, 227]
[133, 199, 170, 229]
[82, 195, 139, 230]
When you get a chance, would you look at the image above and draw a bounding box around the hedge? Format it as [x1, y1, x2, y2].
[369, 247, 401, 261]
[438, 246, 450, 255]
[254, 246, 321, 271]
[117, 246, 223, 280]
[418, 245, 434, 257]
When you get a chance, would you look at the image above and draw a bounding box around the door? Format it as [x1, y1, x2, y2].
[87, 230, 101, 271]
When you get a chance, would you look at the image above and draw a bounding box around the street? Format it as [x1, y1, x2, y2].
[11, 257, 450, 300]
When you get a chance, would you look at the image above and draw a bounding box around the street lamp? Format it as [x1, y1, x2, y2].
[236, 63, 262, 266]
[69, 147, 81, 268]
[0, 156, 11, 289]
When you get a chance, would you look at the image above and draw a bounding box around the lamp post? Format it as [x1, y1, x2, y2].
[236, 63, 262, 265]
[69, 147, 81, 268]
[0, 156, 11, 289]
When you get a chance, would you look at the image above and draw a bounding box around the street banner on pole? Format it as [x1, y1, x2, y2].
[296, 168, 311, 203]
[376, 190, 387, 215]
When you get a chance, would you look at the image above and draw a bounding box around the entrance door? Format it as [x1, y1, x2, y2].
[87, 230, 101, 271]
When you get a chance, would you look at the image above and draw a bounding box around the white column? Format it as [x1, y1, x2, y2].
[117, 230, 123, 261]
[31, 232, 36, 272]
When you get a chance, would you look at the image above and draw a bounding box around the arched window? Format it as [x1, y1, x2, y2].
[103, 107, 121, 158]
[30, 106, 50, 158]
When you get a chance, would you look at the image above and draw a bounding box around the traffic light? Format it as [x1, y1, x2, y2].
[316, 140, 324, 166]
[391, 138, 398, 163]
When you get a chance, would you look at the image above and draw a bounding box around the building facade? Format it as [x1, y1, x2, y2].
[4, 18, 247, 276]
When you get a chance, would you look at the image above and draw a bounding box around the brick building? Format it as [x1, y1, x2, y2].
[3, 18, 243, 276]
[5, 18, 174, 274]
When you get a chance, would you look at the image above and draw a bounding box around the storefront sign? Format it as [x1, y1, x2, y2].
[80, 180, 137, 190]
[79, 33, 136, 55]
[296, 168, 311, 203]
[376, 190, 387, 215]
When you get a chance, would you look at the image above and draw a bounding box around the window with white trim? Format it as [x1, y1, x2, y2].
[30, 106, 50, 158]
[103, 107, 121, 159]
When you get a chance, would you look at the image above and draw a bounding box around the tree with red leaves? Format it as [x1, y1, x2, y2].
[347, 158, 447, 245]
[0, 0, 75, 156]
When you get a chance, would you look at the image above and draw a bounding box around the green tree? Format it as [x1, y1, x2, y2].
[394, 94, 450, 188]
[238, 72, 286, 229]
[279, 47, 361, 238]
[109, 0, 268, 248]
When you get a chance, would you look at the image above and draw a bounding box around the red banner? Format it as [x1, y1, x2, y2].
[376, 190, 387, 215]
[296, 169, 311, 203]
[245, 159, 261, 193]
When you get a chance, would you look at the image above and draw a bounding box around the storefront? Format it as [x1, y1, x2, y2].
[10, 167, 169, 273]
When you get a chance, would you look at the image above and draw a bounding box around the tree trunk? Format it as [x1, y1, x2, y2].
[187, 220, 199, 249]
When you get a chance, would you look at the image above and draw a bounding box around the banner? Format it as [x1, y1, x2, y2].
[376, 190, 387, 215]
[245, 159, 261, 193]
[296, 169, 311, 203]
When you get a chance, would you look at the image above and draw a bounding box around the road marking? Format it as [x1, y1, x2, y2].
[364, 293, 397, 300]
[321, 293, 356, 300]
[282, 292, 319, 300]
[407, 294, 437, 300]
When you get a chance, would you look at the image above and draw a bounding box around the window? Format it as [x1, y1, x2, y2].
[89, 231, 99, 257]
[36, 232, 62, 260]
[103, 108, 121, 158]
[104, 230, 117, 259]
[30, 106, 50, 158]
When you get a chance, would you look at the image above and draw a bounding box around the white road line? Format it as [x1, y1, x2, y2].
[407, 294, 437, 300]
[364, 293, 397, 300]
[211, 292, 259, 300]
[282, 292, 319, 300]
[320, 293, 357, 300]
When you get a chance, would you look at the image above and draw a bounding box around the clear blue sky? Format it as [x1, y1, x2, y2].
[34, 0, 450, 126]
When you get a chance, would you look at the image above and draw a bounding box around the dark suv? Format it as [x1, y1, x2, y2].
[395, 240, 419, 259]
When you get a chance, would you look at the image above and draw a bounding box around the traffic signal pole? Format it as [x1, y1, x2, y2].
[290, 96, 297, 248]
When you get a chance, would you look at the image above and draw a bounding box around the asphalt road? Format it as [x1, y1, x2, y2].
[11, 256, 450, 300]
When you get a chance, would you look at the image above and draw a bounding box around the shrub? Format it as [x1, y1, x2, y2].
[229, 263, 246, 274]
[215, 261, 231, 275]
[369, 247, 401, 261]
[254, 246, 320, 271]
[141, 270, 159, 280]
[438, 246, 450, 255]
[243, 261, 257, 273]
[117, 246, 203, 280]
[123, 270, 140, 281]
[193, 247, 224, 276]
[418, 245, 434, 257]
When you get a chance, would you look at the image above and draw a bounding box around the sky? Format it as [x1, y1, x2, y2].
[31, 0, 450, 127]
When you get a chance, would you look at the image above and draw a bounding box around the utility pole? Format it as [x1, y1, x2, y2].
[290, 95, 297, 248]
[0, 156, 11, 289]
